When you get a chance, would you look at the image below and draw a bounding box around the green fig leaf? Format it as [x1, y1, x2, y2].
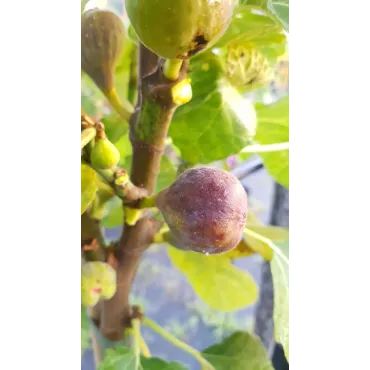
[169, 6, 287, 165]
[247, 225, 288, 241]
[215, 5, 286, 62]
[155, 156, 176, 194]
[255, 97, 289, 188]
[242, 229, 273, 261]
[224, 225, 288, 260]
[271, 241, 289, 361]
[101, 113, 129, 144]
[99, 346, 187, 370]
[239, 0, 289, 36]
[168, 247, 258, 311]
[170, 57, 257, 164]
[268, 0, 289, 32]
[114, 38, 135, 103]
[102, 197, 124, 229]
[81, 306, 90, 355]
[115, 133, 133, 166]
[81, 72, 105, 117]
[81, 164, 98, 215]
[202, 331, 274, 370]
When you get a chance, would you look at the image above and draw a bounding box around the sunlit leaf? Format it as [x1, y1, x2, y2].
[81, 164, 97, 215]
[255, 97, 289, 188]
[168, 247, 258, 311]
[214, 5, 286, 62]
[271, 241, 289, 361]
[101, 113, 129, 144]
[102, 197, 124, 228]
[170, 57, 257, 164]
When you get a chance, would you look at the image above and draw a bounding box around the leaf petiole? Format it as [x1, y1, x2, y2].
[142, 317, 215, 370]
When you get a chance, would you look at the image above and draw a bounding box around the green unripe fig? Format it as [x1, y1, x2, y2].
[96, 262, 117, 300]
[125, 0, 237, 59]
[90, 124, 120, 170]
[156, 166, 248, 255]
[81, 262, 117, 307]
[81, 8, 125, 94]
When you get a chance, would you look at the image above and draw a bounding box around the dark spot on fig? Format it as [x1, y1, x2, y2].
[187, 33, 208, 57]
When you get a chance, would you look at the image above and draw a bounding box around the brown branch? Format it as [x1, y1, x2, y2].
[99, 45, 189, 342]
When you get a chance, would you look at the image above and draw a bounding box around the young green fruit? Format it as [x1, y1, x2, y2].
[156, 166, 248, 254]
[81, 8, 125, 93]
[90, 130, 120, 170]
[125, 0, 237, 59]
[81, 262, 117, 308]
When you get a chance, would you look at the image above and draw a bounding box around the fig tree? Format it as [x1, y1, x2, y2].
[125, 0, 237, 59]
[156, 166, 248, 254]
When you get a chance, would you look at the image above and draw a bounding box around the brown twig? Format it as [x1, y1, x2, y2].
[99, 44, 189, 342]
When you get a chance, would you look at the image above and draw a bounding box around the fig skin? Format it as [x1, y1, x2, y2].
[90, 136, 120, 170]
[156, 166, 248, 254]
[125, 0, 237, 59]
[81, 8, 125, 93]
[81, 262, 117, 308]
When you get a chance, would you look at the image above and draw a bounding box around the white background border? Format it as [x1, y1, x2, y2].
[289, 1, 370, 369]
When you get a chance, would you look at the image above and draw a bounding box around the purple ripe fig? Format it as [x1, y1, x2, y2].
[156, 166, 248, 254]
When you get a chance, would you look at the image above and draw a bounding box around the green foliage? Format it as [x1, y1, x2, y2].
[99, 347, 187, 370]
[170, 57, 257, 164]
[81, 164, 97, 214]
[101, 113, 129, 144]
[102, 196, 124, 228]
[244, 224, 289, 260]
[268, 0, 289, 32]
[155, 156, 176, 194]
[271, 241, 289, 361]
[239, 0, 289, 32]
[202, 331, 274, 369]
[216, 5, 286, 60]
[169, 5, 286, 165]
[168, 247, 258, 311]
[255, 97, 289, 187]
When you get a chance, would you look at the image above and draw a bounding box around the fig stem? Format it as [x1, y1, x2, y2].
[132, 318, 142, 368]
[105, 88, 134, 122]
[143, 317, 216, 370]
[85, 162, 148, 202]
[163, 59, 183, 81]
[81, 127, 97, 149]
[139, 335, 151, 358]
[126, 326, 151, 358]
[137, 195, 157, 209]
